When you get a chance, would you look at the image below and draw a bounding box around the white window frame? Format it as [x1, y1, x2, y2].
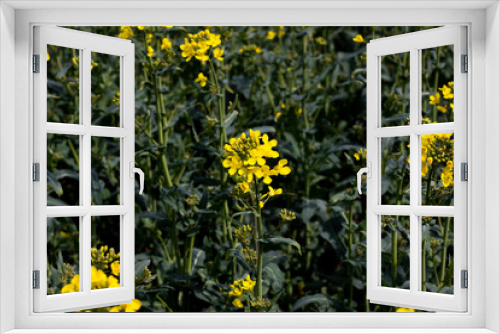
[33, 26, 136, 312]
[366, 26, 468, 312]
[1, 1, 499, 333]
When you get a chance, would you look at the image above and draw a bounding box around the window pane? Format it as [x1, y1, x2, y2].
[421, 45, 454, 124]
[421, 216, 454, 294]
[381, 137, 410, 205]
[47, 45, 80, 124]
[91, 216, 121, 290]
[91, 137, 121, 205]
[47, 217, 80, 295]
[381, 215, 410, 289]
[91, 52, 121, 127]
[47, 134, 80, 206]
[421, 133, 454, 206]
[381, 52, 410, 127]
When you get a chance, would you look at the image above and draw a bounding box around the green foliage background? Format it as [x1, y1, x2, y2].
[46, 26, 456, 312]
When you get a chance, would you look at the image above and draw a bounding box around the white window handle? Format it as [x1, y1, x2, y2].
[357, 162, 371, 195]
[129, 162, 145, 195]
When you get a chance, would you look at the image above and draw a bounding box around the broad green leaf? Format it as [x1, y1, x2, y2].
[258, 237, 302, 255]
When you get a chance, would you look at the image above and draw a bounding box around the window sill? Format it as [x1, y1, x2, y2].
[3, 329, 497, 334]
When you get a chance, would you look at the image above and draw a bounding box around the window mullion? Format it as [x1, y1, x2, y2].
[81, 47, 92, 294]
[409, 48, 420, 294]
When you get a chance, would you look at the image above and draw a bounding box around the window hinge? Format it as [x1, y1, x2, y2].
[461, 54, 468, 73]
[33, 270, 40, 289]
[33, 54, 40, 73]
[33, 163, 40, 182]
[461, 162, 468, 181]
[461, 270, 468, 289]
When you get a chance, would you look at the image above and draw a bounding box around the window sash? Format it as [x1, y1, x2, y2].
[32, 26, 136, 313]
[366, 26, 467, 312]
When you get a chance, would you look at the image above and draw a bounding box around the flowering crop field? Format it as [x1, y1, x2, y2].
[46, 26, 455, 312]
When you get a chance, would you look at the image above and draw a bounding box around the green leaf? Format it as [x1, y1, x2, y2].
[229, 249, 251, 271]
[47, 171, 63, 196]
[263, 263, 285, 293]
[291, 293, 335, 312]
[222, 111, 238, 128]
[258, 237, 302, 255]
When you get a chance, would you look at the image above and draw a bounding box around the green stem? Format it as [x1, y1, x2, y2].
[422, 237, 427, 291]
[439, 217, 451, 283]
[425, 166, 435, 205]
[67, 139, 79, 166]
[170, 213, 182, 271]
[153, 75, 173, 188]
[432, 47, 442, 122]
[184, 235, 195, 275]
[255, 180, 263, 299]
[391, 230, 398, 288]
[209, 61, 232, 245]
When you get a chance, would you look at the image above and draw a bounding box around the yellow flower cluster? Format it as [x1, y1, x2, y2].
[61, 266, 119, 293]
[229, 275, 256, 308]
[118, 26, 134, 39]
[354, 148, 367, 161]
[222, 130, 291, 191]
[279, 208, 297, 222]
[61, 263, 141, 312]
[179, 29, 223, 62]
[421, 133, 454, 188]
[266, 26, 286, 40]
[429, 82, 454, 114]
[239, 45, 262, 54]
[195, 72, 208, 87]
[109, 299, 142, 312]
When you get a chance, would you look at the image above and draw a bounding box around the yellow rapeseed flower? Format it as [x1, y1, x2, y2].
[124, 299, 142, 312]
[353, 34, 365, 43]
[62, 274, 79, 293]
[213, 48, 224, 61]
[267, 31, 276, 40]
[353, 148, 367, 161]
[111, 261, 120, 276]
[261, 186, 283, 200]
[232, 298, 244, 308]
[429, 93, 441, 105]
[180, 38, 196, 62]
[47, 51, 50, 61]
[273, 159, 291, 176]
[237, 182, 251, 194]
[195, 72, 208, 87]
[439, 84, 454, 100]
[147, 46, 155, 57]
[179, 29, 223, 63]
[118, 26, 134, 39]
[278, 26, 285, 37]
[161, 37, 172, 51]
[223, 130, 290, 184]
[109, 299, 142, 313]
[437, 105, 448, 113]
[396, 307, 415, 312]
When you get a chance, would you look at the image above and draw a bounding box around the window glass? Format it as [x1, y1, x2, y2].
[421, 45, 454, 124]
[47, 45, 80, 124]
[47, 217, 80, 295]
